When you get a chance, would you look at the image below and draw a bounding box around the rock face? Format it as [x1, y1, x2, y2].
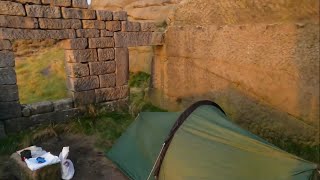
[92, 0, 183, 23]
[151, 0, 320, 145]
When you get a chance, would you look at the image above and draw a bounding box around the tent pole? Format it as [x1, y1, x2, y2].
[146, 143, 166, 180]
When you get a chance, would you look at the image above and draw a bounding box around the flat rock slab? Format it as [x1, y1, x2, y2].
[10, 153, 61, 180]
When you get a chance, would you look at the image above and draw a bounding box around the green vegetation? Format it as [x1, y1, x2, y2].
[15, 46, 68, 104]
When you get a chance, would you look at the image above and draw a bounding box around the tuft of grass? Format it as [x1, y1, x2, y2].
[15, 46, 68, 104]
[129, 72, 150, 88]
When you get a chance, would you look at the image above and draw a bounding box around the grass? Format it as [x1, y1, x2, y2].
[15, 45, 68, 104]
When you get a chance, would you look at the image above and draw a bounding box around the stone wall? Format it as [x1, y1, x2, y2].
[152, 0, 319, 145]
[0, 0, 164, 137]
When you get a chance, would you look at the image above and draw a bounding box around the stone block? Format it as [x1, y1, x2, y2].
[4, 117, 30, 133]
[98, 97, 128, 112]
[96, 10, 113, 20]
[106, 21, 121, 32]
[21, 105, 31, 117]
[39, 18, 82, 29]
[72, 0, 88, 8]
[115, 48, 129, 86]
[53, 98, 74, 111]
[65, 49, 97, 63]
[76, 29, 100, 38]
[29, 101, 54, 115]
[63, 38, 88, 49]
[0, 50, 15, 67]
[51, 0, 71, 7]
[65, 62, 89, 77]
[0, 122, 6, 139]
[99, 73, 116, 88]
[88, 37, 114, 48]
[0, 1, 26, 16]
[5, 109, 80, 133]
[121, 21, 140, 32]
[0, 67, 16, 85]
[100, 30, 113, 37]
[114, 32, 164, 47]
[0, 15, 39, 29]
[113, 11, 127, 21]
[41, 0, 50, 4]
[25, 5, 61, 18]
[10, 152, 61, 179]
[140, 22, 158, 32]
[15, 0, 41, 4]
[72, 90, 95, 106]
[95, 85, 128, 102]
[0, 101, 21, 120]
[0, 85, 19, 102]
[0, 28, 75, 40]
[89, 61, 115, 75]
[0, 40, 12, 50]
[67, 76, 99, 91]
[82, 20, 105, 29]
[97, 48, 115, 61]
[61, 7, 96, 19]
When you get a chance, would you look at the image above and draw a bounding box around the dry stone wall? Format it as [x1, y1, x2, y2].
[0, 0, 164, 137]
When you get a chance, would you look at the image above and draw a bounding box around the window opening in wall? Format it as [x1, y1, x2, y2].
[13, 39, 68, 104]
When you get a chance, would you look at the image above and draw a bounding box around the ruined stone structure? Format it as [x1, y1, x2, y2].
[0, 0, 163, 137]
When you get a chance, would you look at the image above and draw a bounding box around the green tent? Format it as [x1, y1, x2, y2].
[107, 100, 319, 180]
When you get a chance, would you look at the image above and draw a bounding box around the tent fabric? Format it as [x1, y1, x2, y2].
[107, 102, 318, 180]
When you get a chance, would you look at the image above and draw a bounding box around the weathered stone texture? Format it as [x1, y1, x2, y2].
[53, 98, 74, 111]
[114, 32, 164, 47]
[62, 7, 96, 19]
[65, 49, 97, 63]
[82, 20, 106, 29]
[0, 15, 39, 29]
[115, 48, 129, 86]
[66, 62, 89, 77]
[0, 40, 12, 50]
[0, 67, 16, 85]
[0, 28, 75, 40]
[29, 101, 54, 115]
[0, 51, 15, 67]
[122, 21, 140, 32]
[113, 11, 127, 21]
[88, 37, 114, 48]
[51, 0, 71, 7]
[0, 1, 26, 16]
[72, 90, 96, 106]
[106, 21, 121, 32]
[21, 106, 31, 117]
[140, 22, 158, 32]
[72, 0, 88, 8]
[96, 10, 113, 21]
[41, 0, 50, 4]
[97, 48, 114, 61]
[63, 38, 88, 49]
[0, 101, 21, 120]
[0, 122, 6, 139]
[100, 30, 113, 37]
[15, 0, 41, 4]
[0, 85, 19, 102]
[95, 85, 128, 102]
[68, 76, 99, 91]
[25, 5, 61, 18]
[39, 18, 82, 29]
[76, 29, 100, 38]
[99, 73, 116, 88]
[89, 61, 115, 75]
[5, 108, 80, 133]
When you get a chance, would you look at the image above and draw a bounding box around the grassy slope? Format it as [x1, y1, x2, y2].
[15, 46, 68, 104]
